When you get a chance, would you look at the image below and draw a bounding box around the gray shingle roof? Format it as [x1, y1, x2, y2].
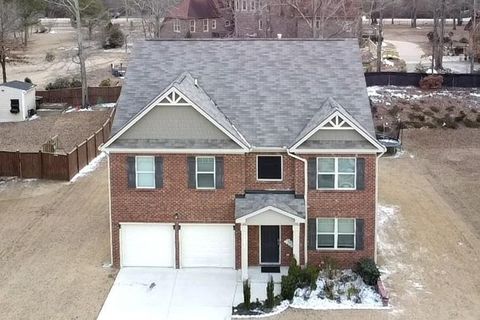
[114, 138, 240, 149]
[113, 39, 375, 148]
[0, 80, 34, 91]
[235, 192, 305, 219]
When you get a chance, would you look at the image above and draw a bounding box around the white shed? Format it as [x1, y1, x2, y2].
[0, 81, 36, 122]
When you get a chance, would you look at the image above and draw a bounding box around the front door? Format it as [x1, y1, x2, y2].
[260, 226, 280, 264]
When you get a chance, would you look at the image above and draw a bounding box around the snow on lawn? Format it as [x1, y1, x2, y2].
[290, 270, 386, 310]
[70, 152, 106, 182]
[367, 86, 480, 103]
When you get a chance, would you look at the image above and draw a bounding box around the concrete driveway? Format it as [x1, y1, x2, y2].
[97, 268, 237, 320]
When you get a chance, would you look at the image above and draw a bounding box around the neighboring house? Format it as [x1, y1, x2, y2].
[159, 0, 233, 38]
[102, 39, 385, 280]
[0, 81, 36, 123]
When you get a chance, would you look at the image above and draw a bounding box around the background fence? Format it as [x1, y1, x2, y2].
[365, 72, 480, 88]
[0, 108, 115, 181]
[37, 86, 122, 106]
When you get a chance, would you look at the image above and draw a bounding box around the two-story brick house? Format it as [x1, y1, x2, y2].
[102, 39, 385, 280]
[159, 0, 233, 38]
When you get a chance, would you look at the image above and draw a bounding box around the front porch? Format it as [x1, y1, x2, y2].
[235, 192, 306, 280]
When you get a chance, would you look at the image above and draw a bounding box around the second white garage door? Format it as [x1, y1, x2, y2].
[180, 224, 235, 268]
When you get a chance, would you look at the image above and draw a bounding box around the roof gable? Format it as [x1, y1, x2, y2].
[103, 73, 250, 151]
[168, 0, 220, 19]
[291, 98, 385, 152]
[0, 81, 34, 91]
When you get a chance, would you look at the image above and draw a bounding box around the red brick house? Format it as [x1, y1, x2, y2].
[159, 0, 233, 38]
[102, 39, 385, 280]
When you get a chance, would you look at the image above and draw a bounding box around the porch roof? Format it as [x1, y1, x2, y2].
[234, 192, 305, 220]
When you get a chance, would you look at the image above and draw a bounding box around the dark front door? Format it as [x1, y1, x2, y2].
[260, 226, 280, 264]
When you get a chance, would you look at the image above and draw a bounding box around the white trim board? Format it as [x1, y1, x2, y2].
[102, 86, 250, 151]
[236, 206, 305, 224]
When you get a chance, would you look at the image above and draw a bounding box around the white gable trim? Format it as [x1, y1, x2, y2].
[236, 205, 305, 224]
[290, 110, 386, 153]
[102, 86, 250, 151]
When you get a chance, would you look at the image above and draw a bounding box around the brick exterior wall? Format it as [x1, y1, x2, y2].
[159, 17, 232, 38]
[109, 151, 376, 270]
[306, 154, 377, 269]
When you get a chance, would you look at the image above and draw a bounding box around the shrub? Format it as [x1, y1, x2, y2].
[45, 77, 81, 90]
[463, 118, 480, 128]
[299, 265, 320, 290]
[356, 258, 380, 286]
[265, 276, 275, 309]
[281, 274, 297, 301]
[45, 51, 55, 62]
[24, 77, 32, 84]
[99, 78, 112, 87]
[387, 105, 400, 116]
[323, 257, 338, 280]
[420, 75, 443, 90]
[243, 280, 251, 310]
[429, 105, 440, 113]
[102, 23, 125, 49]
[347, 285, 359, 300]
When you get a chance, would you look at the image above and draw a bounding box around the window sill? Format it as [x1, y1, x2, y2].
[313, 189, 359, 193]
[313, 248, 356, 252]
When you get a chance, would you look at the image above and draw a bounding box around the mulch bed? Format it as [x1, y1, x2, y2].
[0, 109, 111, 153]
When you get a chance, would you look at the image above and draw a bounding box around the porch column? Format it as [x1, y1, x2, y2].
[241, 224, 249, 280]
[292, 223, 300, 263]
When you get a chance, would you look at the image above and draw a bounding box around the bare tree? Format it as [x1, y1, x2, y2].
[282, 0, 360, 38]
[44, 0, 91, 107]
[0, 0, 19, 83]
[131, 0, 180, 38]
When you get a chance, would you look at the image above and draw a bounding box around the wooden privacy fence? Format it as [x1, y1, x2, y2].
[37, 86, 122, 106]
[365, 72, 480, 88]
[0, 108, 115, 181]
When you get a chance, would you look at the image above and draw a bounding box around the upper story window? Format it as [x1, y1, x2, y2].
[136, 156, 155, 188]
[10, 99, 20, 114]
[196, 156, 215, 189]
[317, 157, 356, 190]
[203, 19, 209, 32]
[225, 20, 231, 27]
[317, 218, 355, 249]
[250, 0, 255, 10]
[173, 19, 180, 32]
[257, 155, 282, 181]
[242, 0, 247, 10]
[190, 20, 196, 32]
[258, 19, 263, 30]
[212, 19, 216, 29]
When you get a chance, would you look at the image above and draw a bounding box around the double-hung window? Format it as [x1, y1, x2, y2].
[203, 19, 209, 32]
[190, 20, 196, 32]
[10, 99, 20, 114]
[173, 19, 180, 32]
[196, 156, 215, 189]
[136, 156, 155, 188]
[317, 218, 355, 249]
[317, 157, 356, 190]
[212, 19, 216, 29]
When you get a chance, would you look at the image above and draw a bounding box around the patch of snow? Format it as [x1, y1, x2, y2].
[49, 30, 56, 34]
[290, 270, 387, 310]
[70, 152, 106, 182]
[95, 102, 116, 108]
[471, 93, 480, 98]
[28, 115, 39, 121]
[232, 301, 290, 319]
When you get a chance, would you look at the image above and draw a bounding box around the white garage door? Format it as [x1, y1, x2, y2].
[120, 224, 175, 267]
[180, 224, 235, 268]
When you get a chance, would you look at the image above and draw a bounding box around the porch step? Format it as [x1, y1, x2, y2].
[261, 266, 280, 273]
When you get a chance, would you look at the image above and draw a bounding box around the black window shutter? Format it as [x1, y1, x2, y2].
[307, 218, 317, 250]
[356, 158, 365, 190]
[308, 158, 317, 190]
[127, 157, 135, 188]
[215, 157, 224, 189]
[187, 157, 196, 188]
[155, 157, 163, 188]
[356, 219, 365, 250]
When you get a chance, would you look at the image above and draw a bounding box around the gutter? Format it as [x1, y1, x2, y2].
[285, 147, 308, 265]
[374, 148, 386, 263]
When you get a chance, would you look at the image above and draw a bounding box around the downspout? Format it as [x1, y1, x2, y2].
[286, 148, 308, 266]
[374, 148, 386, 263]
